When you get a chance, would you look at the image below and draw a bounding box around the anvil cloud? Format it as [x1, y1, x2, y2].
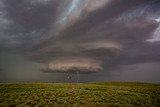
[0, 0, 160, 76]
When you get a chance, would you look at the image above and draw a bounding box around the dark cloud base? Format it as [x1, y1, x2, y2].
[41, 68, 101, 74]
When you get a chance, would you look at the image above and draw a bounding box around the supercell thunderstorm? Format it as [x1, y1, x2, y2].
[0, 0, 160, 74]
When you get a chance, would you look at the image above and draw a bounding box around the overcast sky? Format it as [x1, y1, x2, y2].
[0, 0, 160, 83]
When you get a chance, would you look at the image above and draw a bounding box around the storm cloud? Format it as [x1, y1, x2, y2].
[0, 0, 160, 81]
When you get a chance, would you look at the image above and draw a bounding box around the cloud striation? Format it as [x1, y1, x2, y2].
[0, 0, 160, 74]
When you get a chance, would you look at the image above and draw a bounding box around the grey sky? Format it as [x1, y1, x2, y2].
[0, 0, 160, 82]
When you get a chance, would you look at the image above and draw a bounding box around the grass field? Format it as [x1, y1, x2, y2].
[0, 82, 160, 107]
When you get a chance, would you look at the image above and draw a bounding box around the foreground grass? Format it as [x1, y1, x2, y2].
[0, 82, 160, 107]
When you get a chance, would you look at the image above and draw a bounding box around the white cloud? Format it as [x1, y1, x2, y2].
[47, 57, 103, 73]
[147, 25, 160, 42]
[147, 16, 160, 42]
[86, 0, 110, 12]
[82, 41, 122, 50]
[155, 17, 160, 23]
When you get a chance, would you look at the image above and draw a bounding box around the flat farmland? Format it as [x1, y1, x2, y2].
[0, 82, 160, 107]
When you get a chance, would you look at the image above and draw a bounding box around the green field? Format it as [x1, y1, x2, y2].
[0, 82, 160, 107]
